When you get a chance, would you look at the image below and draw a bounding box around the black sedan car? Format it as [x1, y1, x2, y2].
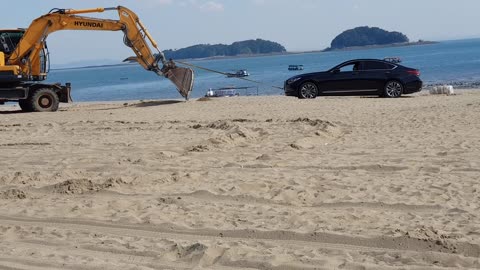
[284, 59, 422, 99]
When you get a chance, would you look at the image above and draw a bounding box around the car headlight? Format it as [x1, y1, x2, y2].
[287, 77, 302, 84]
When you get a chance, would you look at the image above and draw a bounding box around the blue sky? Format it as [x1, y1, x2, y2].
[5, 0, 480, 66]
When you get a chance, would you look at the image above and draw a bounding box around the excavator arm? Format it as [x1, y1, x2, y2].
[6, 6, 194, 99]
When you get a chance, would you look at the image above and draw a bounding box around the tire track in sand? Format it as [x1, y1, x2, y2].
[0, 215, 479, 258]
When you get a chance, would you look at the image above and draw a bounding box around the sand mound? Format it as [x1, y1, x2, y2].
[291, 117, 338, 132]
[164, 242, 225, 267]
[206, 120, 237, 130]
[0, 189, 27, 199]
[52, 179, 98, 194]
[188, 144, 210, 152]
[404, 226, 459, 253]
[290, 117, 335, 127]
[101, 177, 129, 188]
[189, 120, 237, 131]
[189, 120, 264, 147]
[174, 243, 208, 261]
[209, 126, 260, 146]
[4, 171, 42, 185]
[286, 118, 342, 149]
[51, 178, 128, 195]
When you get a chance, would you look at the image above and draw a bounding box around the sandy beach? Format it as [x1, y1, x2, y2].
[1, 90, 480, 269]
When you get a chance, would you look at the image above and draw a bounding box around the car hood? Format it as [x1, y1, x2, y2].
[287, 71, 329, 80]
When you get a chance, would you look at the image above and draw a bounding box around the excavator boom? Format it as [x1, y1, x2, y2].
[2, 6, 194, 103]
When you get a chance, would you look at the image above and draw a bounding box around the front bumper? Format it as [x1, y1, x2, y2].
[284, 82, 298, 97]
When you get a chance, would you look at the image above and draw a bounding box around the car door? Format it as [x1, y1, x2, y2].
[321, 61, 370, 94]
[358, 61, 391, 92]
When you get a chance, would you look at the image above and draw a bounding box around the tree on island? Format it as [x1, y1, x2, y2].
[162, 39, 286, 60]
[328, 26, 409, 50]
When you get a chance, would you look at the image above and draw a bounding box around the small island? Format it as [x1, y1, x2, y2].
[120, 28, 438, 65]
[162, 39, 286, 60]
[324, 26, 435, 51]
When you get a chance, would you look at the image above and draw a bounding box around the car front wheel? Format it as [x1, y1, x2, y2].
[384, 81, 403, 98]
[298, 82, 318, 99]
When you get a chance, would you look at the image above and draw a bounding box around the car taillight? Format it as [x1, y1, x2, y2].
[407, 70, 420, 76]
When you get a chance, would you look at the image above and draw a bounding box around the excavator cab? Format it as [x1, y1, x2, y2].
[0, 29, 25, 79]
[0, 29, 25, 55]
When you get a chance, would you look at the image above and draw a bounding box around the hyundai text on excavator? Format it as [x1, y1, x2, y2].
[0, 6, 194, 112]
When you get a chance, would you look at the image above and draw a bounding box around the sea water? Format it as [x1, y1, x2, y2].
[47, 38, 480, 102]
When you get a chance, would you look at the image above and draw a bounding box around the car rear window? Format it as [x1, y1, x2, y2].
[363, 61, 393, 70]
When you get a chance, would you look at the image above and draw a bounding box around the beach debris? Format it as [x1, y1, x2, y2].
[430, 85, 455, 95]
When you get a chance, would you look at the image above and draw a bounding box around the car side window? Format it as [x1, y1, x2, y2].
[363, 61, 389, 70]
[384, 63, 396, 70]
[339, 63, 359, 72]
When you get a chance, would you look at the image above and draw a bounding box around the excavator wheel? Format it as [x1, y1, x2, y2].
[25, 88, 60, 112]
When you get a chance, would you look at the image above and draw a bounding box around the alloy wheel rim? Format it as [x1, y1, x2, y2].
[386, 81, 402, 97]
[300, 83, 317, 98]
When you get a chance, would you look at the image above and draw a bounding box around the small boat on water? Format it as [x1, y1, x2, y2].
[288, 65, 304, 71]
[205, 88, 239, 97]
[226, 69, 250, 78]
[205, 86, 258, 97]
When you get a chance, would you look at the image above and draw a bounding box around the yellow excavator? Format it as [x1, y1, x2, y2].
[0, 6, 194, 112]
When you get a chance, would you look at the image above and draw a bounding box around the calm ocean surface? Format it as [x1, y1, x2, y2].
[48, 38, 480, 102]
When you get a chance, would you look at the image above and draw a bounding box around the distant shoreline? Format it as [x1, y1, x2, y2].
[322, 41, 438, 52]
[171, 41, 439, 61]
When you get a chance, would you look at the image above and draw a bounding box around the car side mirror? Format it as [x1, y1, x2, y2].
[332, 68, 340, 74]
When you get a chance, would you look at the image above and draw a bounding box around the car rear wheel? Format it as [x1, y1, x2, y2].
[384, 81, 403, 98]
[298, 82, 318, 99]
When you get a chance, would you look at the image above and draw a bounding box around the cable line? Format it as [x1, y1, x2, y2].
[175, 60, 284, 90]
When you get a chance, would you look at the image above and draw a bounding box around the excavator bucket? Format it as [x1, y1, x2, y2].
[164, 67, 194, 100]
[123, 57, 194, 100]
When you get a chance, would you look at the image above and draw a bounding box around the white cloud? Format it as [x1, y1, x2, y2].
[157, 0, 173, 4]
[199, 1, 224, 12]
[251, 0, 266, 5]
[157, 0, 224, 12]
